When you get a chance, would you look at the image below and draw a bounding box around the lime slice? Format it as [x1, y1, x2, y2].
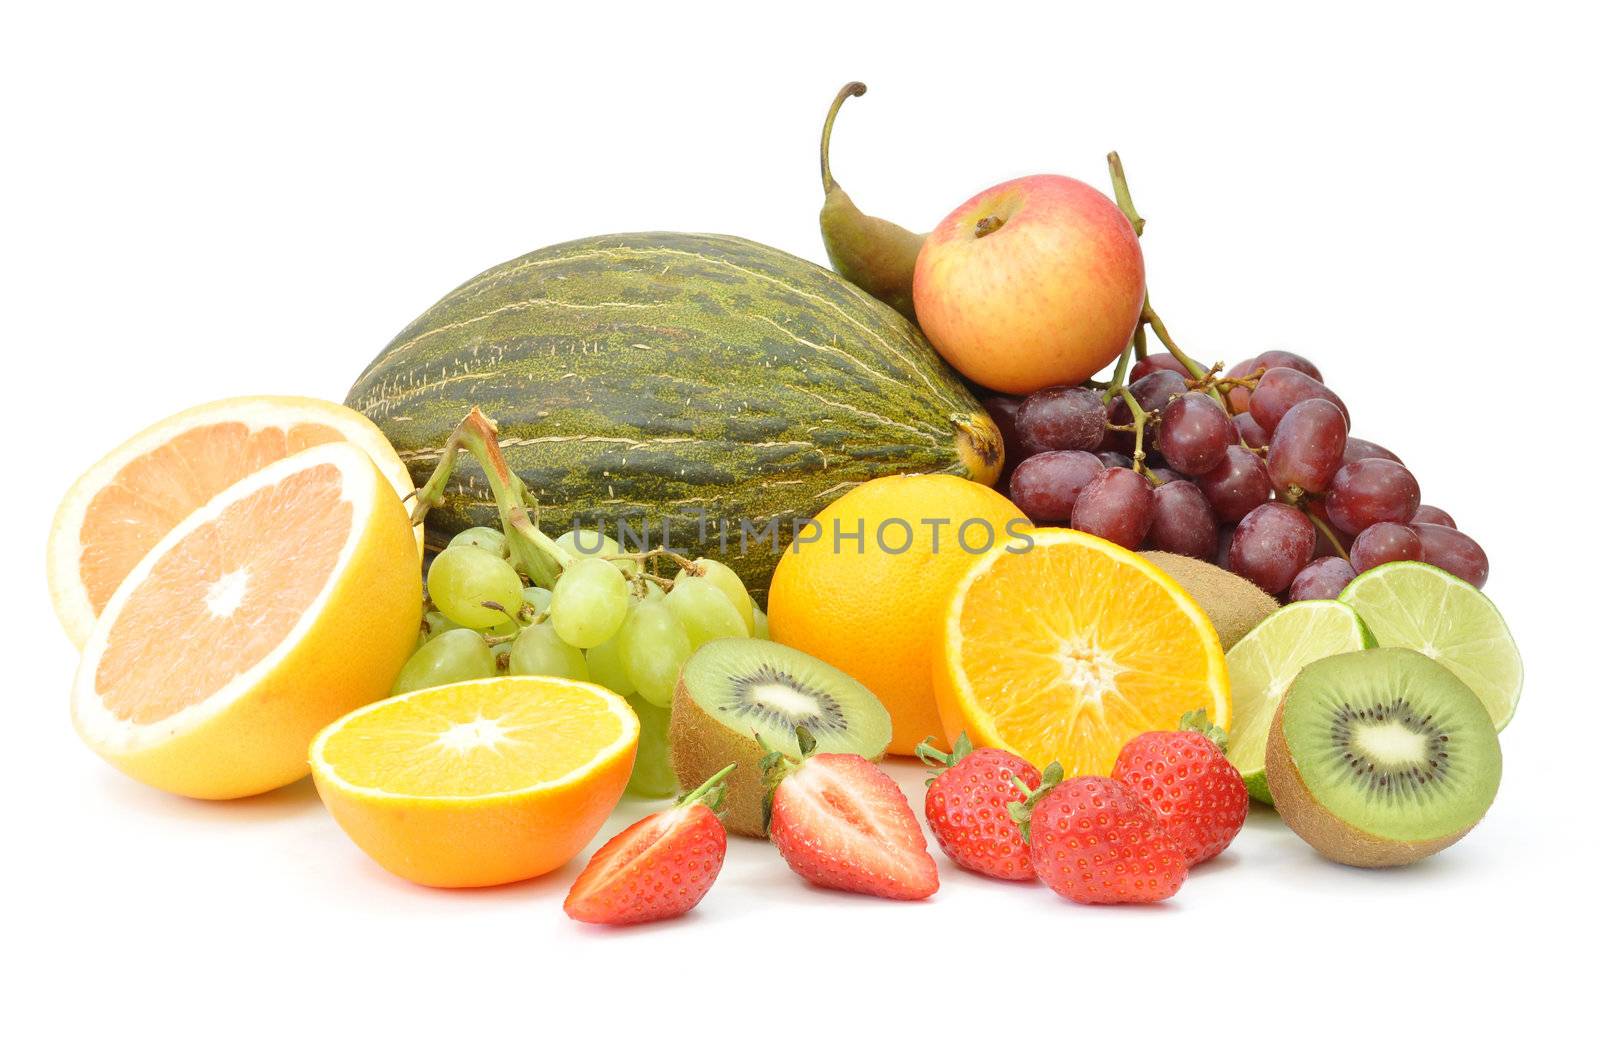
[1339, 561, 1522, 731]
[1224, 600, 1374, 802]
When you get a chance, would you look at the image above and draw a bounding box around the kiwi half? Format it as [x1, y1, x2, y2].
[671, 638, 891, 836]
[1266, 648, 1501, 867]
[1142, 551, 1278, 649]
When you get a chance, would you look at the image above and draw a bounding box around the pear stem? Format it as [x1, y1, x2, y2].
[821, 82, 867, 193]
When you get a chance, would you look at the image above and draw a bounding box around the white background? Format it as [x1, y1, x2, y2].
[4, 1, 1594, 1058]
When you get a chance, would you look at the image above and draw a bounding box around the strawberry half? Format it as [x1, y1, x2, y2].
[916, 732, 1041, 881]
[1111, 711, 1249, 866]
[564, 764, 734, 926]
[764, 729, 938, 901]
[1010, 773, 1187, 905]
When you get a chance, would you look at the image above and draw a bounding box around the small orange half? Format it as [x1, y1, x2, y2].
[933, 528, 1230, 776]
[48, 395, 422, 648]
[310, 677, 638, 888]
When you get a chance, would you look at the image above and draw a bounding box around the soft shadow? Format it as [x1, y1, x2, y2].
[93, 770, 323, 824]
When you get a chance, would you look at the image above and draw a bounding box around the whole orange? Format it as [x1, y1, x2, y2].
[767, 475, 1028, 755]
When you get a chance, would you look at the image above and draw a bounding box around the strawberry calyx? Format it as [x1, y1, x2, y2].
[1179, 710, 1229, 752]
[758, 725, 819, 832]
[679, 762, 737, 814]
[1005, 760, 1065, 845]
[913, 731, 975, 787]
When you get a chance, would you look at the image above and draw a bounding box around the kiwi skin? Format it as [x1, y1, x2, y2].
[669, 678, 771, 837]
[1265, 707, 1478, 867]
[1142, 551, 1278, 650]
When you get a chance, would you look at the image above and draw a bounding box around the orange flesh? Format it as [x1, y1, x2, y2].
[79, 421, 345, 614]
[318, 683, 630, 797]
[95, 464, 351, 723]
[955, 544, 1224, 776]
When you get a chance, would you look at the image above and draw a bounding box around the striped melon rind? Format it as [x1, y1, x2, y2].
[345, 232, 1002, 598]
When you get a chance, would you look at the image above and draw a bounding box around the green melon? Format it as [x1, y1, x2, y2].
[346, 232, 1002, 599]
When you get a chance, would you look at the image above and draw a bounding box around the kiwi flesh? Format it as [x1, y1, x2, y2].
[1141, 551, 1278, 650]
[1266, 648, 1501, 867]
[670, 638, 892, 837]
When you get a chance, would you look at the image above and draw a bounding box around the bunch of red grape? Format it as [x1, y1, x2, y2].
[982, 350, 1489, 600]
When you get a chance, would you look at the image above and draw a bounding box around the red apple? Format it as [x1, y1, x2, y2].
[912, 174, 1145, 394]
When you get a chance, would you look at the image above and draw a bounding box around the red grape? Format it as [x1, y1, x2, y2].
[1224, 358, 1259, 413]
[1342, 437, 1402, 466]
[1145, 480, 1219, 559]
[1195, 445, 1272, 522]
[1250, 368, 1350, 433]
[1096, 450, 1134, 469]
[1072, 467, 1156, 549]
[1131, 352, 1197, 381]
[1414, 524, 1489, 588]
[1325, 458, 1421, 534]
[1146, 466, 1184, 485]
[1015, 387, 1106, 455]
[1254, 350, 1323, 382]
[982, 393, 1024, 490]
[1266, 398, 1348, 495]
[1130, 369, 1191, 415]
[1289, 556, 1356, 601]
[1233, 411, 1269, 449]
[1229, 502, 1316, 593]
[1412, 504, 1456, 529]
[1009, 450, 1104, 524]
[1349, 522, 1422, 573]
[1158, 394, 1233, 475]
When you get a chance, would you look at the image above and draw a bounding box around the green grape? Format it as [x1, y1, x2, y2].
[692, 557, 754, 633]
[665, 575, 746, 649]
[585, 628, 636, 696]
[449, 525, 509, 557]
[624, 693, 678, 799]
[391, 628, 496, 695]
[508, 622, 589, 681]
[555, 528, 638, 576]
[521, 585, 553, 616]
[617, 598, 692, 707]
[752, 605, 770, 640]
[550, 557, 629, 648]
[427, 546, 526, 630]
[419, 610, 461, 647]
[490, 640, 513, 674]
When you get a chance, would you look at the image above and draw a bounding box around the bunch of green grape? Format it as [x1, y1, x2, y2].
[391, 525, 767, 796]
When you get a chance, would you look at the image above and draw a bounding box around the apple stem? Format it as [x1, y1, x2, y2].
[820, 82, 867, 194]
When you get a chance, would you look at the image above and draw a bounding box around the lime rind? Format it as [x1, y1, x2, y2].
[1224, 600, 1375, 803]
[1338, 561, 1522, 731]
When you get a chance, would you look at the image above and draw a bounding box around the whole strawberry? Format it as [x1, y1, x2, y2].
[765, 729, 938, 901]
[564, 764, 734, 926]
[1112, 711, 1248, 866]
[1010, 774, 1186, 904]
[916, 732, 1041, 881]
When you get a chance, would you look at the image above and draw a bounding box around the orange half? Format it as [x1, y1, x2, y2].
[48, 395, 422, 648]
[933, 528, 1229, 776]
[70, 442, 423, 798]
[310, 677, 638, 888]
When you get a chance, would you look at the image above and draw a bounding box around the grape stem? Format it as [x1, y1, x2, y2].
[1300, 506, 1352, 564]
[1106, 385, 1161, 484]
[1102, 339, 1135, 407]
[1105, 152, 1223, 401]
[411, 407, 573, 589]
[608, 548, 702, 574]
